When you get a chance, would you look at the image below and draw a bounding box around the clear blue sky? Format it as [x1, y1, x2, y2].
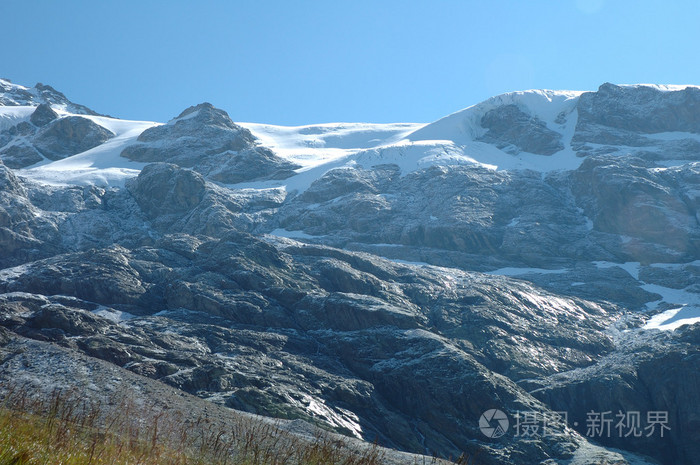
[3, 0, 700, 125]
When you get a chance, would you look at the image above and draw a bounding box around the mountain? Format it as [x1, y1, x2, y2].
[1, 78, 699, 465]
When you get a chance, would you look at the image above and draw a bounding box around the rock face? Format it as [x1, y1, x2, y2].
[527, 325, 700, 465]
[573, 83, 700, 162]
[0, 79, 102, 115]
[121, 103, 299, 183]
[127, 163, 207, 218]
[571, 156, 700, 261]
[1, 80, 699, 465]
[478, 104, 564, 155]
[33, 116, 114, 160]
[29, 103, 58, 127]
[0, 144, 43, 169]
[577, 82, 700, 135]
[0, 88, 113, 167]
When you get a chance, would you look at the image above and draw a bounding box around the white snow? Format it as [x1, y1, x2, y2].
[618, 83, 700, 92]
[590, 261, 700, 330]
[0, 106, 35, 131]
[648, 260, 700, 270]
[590, 261, 699, 330]
[3, 85, 699, 194]
[644, 131, 700, 142]
[397, 89, 587, 173]
[408, 89, 582, 143]
[240, 121, 423, 170]
[642, 282, 700, 308]
[643, 305, 700, 331]
[92, 307, 136, 323]
[17, 117, 159, 187]
[593, 261, 641, 280]
[354, 140, 495, 173]
[268, 228, 320, 239]
[486, 267, 569, 276]
[230, 90, 590, 194]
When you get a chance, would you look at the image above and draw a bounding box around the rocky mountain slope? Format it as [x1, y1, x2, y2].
[1, 78, 698, 464]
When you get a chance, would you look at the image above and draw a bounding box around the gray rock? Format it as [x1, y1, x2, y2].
[529, 325, 700, 465]
[33, 116, 114, 160]
[578, 82, 700, 134]
[478, 104, 564, 155]
[0, 144, 43, 168]
[0, 79, 102, 115]
[127, 163, 206, 218]
[121, 103, 299, 183]
[570, 155, 700, 261]
[29, 103, 58, 127]
[573, 83, 700, 155]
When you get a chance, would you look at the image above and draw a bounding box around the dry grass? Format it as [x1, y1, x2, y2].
[0, 385, 392, 465]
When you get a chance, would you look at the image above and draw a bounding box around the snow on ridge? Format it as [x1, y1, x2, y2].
[353, 140, 495, 174]
[618, 83, 700, 92]
[0, 101, 160, 187]
[239, 121, 424, 169]
[18, 116, 158, 187]
[406, 88, 584, 144]
[0, 105, 35, 131]
[6, 82, 700, 190]
[0, 78, 29, 90]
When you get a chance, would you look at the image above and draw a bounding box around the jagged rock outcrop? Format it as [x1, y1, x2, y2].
[127, 163, 207, 218]
[0, 144, 43, 169]
[29, 103, 58, 127]
[32, 115, 114, 160]
[121, 103, 299, 183]
[477, 104, 564, 155]
[573, 83, 700, 162]
[577, 82, 700, 135]
[0, 79, 102, 115]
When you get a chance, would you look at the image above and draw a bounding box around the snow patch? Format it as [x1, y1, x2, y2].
[268, 228, 320, 239]
[240, 121, 423, 170]
[593, 261, 641, 280]
[486, 267, 568, 276]
[17, 117, 158, 187]
[0, 106, 35, 131]
[643, 305, 700, 331]
[618, 83, 700, 92]
[354, 140, 495, 174]
[92, 307, 136, 323]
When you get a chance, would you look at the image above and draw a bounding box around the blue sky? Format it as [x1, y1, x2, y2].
[3, 0, 700, 125]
